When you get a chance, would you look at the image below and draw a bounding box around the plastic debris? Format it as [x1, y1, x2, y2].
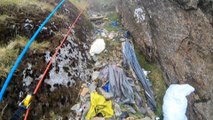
[86, 92, 114, 119]
[89, 82, 97, 93]
[120, 112, 129, 119]
[124, 105, 136, 114]
[124, 117, 135, 120]
[156, 117, 160, 120]
[163, 84, 195, 120]
[122, 41, 156, 110]
[112, 21, 118, 27]
[81, 87, 90, 97]
[71, 103, 81, 112]
[81, 102, 91, 119]
[108, 31, 117, 40]
[103, 83, 109, 92]
[124, 31, 130, 38]
[89, 39, 106, 56]
[91, 117, 105, 120]
[114, 103, 122, 117]
[97, 87, 113, 100]
[99, 65, 135, 104]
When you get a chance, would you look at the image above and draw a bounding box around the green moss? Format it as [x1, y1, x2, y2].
[105, 24, 120, 32]
[107, 12, 119, 21]
[104, 12, 122, 32]
[135, 46, 167, 117]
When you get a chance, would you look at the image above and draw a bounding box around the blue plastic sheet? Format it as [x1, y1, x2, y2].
[122, 41, 156, 110]
[104, 83, 109, 92]
[99, 65, 135, 104]
[112, 21, 118, 27]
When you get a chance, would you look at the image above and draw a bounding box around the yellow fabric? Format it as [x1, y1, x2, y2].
[86, 92, 114, 120]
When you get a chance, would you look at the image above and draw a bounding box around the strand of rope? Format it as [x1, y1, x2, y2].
[24, 9, 85, 120]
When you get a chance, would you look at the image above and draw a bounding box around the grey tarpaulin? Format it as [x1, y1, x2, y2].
[122, 41, 156, 110]
[99, 65, 135, 104]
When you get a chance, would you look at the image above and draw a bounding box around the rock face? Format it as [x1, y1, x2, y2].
[117, 0, 213, 119]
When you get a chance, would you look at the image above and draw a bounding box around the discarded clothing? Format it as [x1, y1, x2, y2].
[163, 84, 195, 120]
[122, 41, 156, 110]
[86, 92, 114, 120]
[99, 65, 135, 104]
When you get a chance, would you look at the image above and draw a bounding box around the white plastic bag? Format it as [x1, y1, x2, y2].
[163, 84, 195, 120]
[89, 39, 105, 56]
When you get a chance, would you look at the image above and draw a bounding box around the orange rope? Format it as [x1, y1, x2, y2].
[24, 9, 85, 120]
[24, 108, 30, 120]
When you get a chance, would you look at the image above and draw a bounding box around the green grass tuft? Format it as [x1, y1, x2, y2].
[105, 24, 120, 32]
[104, 12, 122, 32]
[107, 12, 119, 21]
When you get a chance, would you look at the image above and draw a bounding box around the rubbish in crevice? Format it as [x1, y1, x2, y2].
[122, 41, 156, 110]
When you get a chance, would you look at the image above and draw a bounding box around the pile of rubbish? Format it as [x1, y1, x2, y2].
[71, 37, 156, 119]
[71, 12, 195, 120]
[70, 12, 157, 119]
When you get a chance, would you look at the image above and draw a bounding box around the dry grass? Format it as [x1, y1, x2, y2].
[0, 36, 49, 78]
[0, 0, 54, 11]
[68, 0, 88, 10]
[0, 15, 10, 22]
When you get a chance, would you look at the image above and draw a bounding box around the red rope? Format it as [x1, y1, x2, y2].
[34, 9, 84, 94]
[24, 108, 30, 120]
[24, 9, 84, 119]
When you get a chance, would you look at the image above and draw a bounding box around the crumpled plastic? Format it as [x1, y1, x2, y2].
[99, 65, 135, 104]
[163, 84, 195, 120]
[122, 41, 156, 110]
[86, 92, 114, 120]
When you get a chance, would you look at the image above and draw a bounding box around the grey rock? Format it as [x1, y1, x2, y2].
[176, 0, 199, 9]
[117, 0, 213, 119]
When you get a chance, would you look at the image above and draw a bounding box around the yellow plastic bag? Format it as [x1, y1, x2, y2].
[86, 92, 114, 119]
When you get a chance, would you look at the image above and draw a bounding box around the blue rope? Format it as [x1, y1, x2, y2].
[0, 0, 65, 102]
